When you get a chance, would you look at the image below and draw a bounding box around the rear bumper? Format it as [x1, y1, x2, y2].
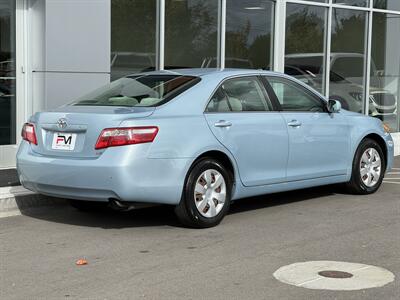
[17, 142, 191, 205]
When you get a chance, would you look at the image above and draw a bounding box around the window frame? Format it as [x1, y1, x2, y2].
[204, 75, 279, 113]
[263, 75, 329, 113]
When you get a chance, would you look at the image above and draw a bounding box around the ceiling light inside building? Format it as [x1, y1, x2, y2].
[244, 6, 265, 10]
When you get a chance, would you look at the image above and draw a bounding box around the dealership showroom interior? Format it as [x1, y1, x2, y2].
[1, 0, 400, 299]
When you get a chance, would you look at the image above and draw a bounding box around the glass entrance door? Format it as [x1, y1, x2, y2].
[0, 0, 16, 146]
[0, 0, 16, 168]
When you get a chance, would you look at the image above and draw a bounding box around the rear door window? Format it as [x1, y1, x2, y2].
[206, 77, 273, 112]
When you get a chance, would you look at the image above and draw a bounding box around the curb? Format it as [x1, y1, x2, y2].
[0, 186, 67, 218]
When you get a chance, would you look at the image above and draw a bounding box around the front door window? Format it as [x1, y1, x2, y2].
[266, 76, 325, 112]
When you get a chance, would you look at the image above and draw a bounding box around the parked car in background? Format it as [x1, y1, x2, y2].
[17, 69, 394, 228]
[0, 60, 15, 77]
[285, 53, 397, 121]
[201, 57, 254, 69]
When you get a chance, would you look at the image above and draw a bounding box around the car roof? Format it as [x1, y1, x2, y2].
[135, 68, 279, 78]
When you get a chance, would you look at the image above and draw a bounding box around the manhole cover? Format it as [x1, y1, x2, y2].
[318, 270, 353, 279]
[273, 261, 395, 291]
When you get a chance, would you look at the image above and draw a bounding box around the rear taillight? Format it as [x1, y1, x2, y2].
[21, 123, 38, 145]
[95, 126, 159, 150]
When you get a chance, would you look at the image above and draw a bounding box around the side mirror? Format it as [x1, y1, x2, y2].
[327, 99, 341, 113]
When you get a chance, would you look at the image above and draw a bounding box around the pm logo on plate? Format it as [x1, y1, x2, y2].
[52, 132, 77, 151]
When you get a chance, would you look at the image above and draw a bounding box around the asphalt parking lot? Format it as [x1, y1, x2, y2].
[1, 158, 399, 299]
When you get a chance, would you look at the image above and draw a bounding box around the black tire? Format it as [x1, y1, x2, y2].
[175, 158, 233, 228]
[69, 200, 106, 212]
[345, 138, 386, 195]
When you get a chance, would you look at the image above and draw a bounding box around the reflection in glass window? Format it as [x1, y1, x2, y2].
[285, 4, 327, 94]
[165, 0, 218, 68]
[0, 0, 16, 145]
[374, 0, 400, 11]
[370, 13, 400, 132]
[331, 56, 365, 80]
[111, 0, 156, 81]
[225, 0, 274, 70]
[333, 0, 368, 7]
[330, 8, 367, 113]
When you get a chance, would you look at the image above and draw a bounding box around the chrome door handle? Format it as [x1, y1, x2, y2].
[214, 120, 232, 128]
[287, 120, 302, 128]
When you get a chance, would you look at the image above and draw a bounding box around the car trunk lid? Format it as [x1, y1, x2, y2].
[30, 106, 155, 158]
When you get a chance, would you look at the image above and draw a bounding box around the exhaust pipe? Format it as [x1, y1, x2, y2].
[108, 198, 136, 211]
[108, 198, 156, 212]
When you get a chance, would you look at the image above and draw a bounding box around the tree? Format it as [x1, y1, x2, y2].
[285, 8, 325, 55]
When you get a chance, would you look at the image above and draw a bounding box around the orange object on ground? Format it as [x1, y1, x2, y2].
[75, 259, 88, 266]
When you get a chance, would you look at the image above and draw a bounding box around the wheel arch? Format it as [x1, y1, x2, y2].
[175, 149, 237, 227]
[190, 150, 237, 183]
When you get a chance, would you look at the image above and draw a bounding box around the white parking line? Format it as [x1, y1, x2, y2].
[383, 181, 400, 185]
[387, 172, 400, 175]
[384, 178, 400, 180]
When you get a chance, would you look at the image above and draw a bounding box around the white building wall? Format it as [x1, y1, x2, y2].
[29, 0, 111, 112]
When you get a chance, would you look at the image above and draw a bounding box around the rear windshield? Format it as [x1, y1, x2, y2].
[72, 74, 200, 107]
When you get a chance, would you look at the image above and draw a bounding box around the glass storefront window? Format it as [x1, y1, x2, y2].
[165, 0, 218, 69]
[299, 0, 327, 3]
[330, 8, 367, 113]
[225, 0, 274, 70]
[0, 0, 16, 146]
[370, 13, 400, 132]
[284, 4, 328, 94]
[374, 0, 400, 11]
[111, 0, 156, 81]
[333, 0, 368, 7]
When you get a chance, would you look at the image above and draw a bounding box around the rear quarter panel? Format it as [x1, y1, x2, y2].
[118, 75, 227, 159]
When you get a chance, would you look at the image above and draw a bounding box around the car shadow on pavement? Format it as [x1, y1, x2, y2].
[229, 184, 341, 215]
[21, 184, 341, 229]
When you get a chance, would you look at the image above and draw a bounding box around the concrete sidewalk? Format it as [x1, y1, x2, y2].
[0, 185, 66, 218]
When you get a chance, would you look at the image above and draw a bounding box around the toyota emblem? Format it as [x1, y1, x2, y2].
[57, 118, 68, 129]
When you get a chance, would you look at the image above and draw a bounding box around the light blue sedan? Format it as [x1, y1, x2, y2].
[17, 69, 394, 227]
